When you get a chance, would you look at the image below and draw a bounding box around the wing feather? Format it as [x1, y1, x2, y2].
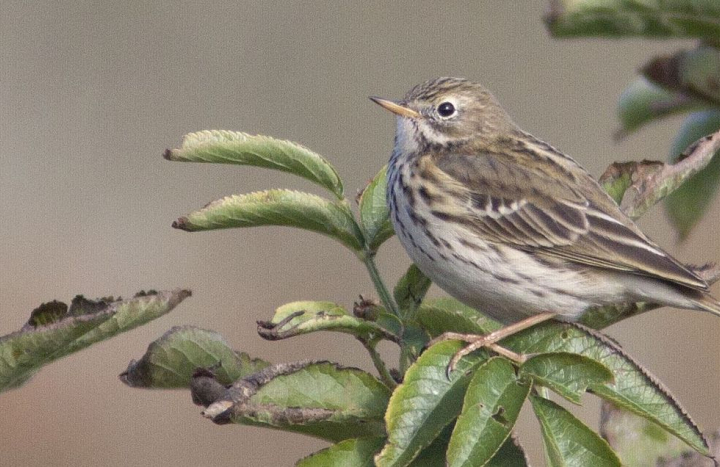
[432, 152, 708, 290]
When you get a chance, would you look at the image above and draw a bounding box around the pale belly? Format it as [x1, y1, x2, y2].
[389, 185, 624, 324]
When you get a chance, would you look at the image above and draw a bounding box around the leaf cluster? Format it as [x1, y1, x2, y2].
[547, 0, 720, 239]
[116, 117, 720, 465]
[4, 3, 720, 465]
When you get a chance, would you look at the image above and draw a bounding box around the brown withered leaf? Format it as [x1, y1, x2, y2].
[599, 129, 720, 220]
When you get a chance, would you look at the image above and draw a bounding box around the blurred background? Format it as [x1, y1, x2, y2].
[1, 1, 719, 465]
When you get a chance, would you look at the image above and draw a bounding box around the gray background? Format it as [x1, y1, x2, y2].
[1, 2, 719, 465]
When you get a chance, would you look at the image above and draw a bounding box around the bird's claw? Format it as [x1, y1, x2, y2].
[442, 335, 529, 380]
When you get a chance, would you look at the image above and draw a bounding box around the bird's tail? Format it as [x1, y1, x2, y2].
[692, 294, 720, 318]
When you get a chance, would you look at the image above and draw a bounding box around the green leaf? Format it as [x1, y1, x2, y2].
[203, 361, 391, 442]
[297, 437, 386, 467]
[486, 436, 530, 467]
[0, 289, 191, 393]
[665, 111, 720, 239]
[256, 301, 399, 343]
[409, 424, 453, 466]
[0, 309, 113, 391]
[646, 431, 720, 467]
[544, 0, 720, 39]
[519, 352, 613, 405]
[643, 46, 720, 105]
[120, 325, 269, 388]
[359, 165, 394, 251]
[173, 189, 364, 251]
[398, 322, 431, 371]
[578, 301, 657, 330]
[375, 340, 488, 467]
[616, 77, 706, 138]
[394, 265, 432, 318]
[165, 130, 344, 198]
[417, 297, 501, 338]
[418, 315, 709, 456]
[297, 434, 461, 467]
[503, 323, 710, 457]
[600, 401, 688, 467]
[447, 357, 531, 467]
[531, 395, 621, 467]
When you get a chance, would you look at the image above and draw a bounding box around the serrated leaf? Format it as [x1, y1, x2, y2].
[545, 0, 720, 39]
[250, 363, 390, 418]
[375, 340, 488, 467]
[419, 316, 709, 457]
[174, 189, 364, 251]
[0, 311, 113, 391]
[503, 323, 710, 457]
[0, 289, 190, 393]
[297, 437, 385, 467]
[531, 395, 621, 467]
[359, 165, 394, 251]
[447, 357, 531, 467]
[394, 265, 431, 318]
[600, 401, 688, 466]
[616, 77, 706, 137]
[653, 431, 720, 467]
[643, 46, 720, 105]
[256, 301, 399, 343]
[165, 130, 344, 198]
[203, 361, 390, 442]
[417, 297, 501, 337]
[120, 325, 268, 388]
[519, 352, 613, 405]
[665, 111, 720, 239]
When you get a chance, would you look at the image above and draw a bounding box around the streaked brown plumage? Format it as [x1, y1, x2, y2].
[372, 77, 720, 367]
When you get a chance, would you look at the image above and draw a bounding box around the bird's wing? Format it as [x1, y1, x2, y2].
[432, 152, 708, 290]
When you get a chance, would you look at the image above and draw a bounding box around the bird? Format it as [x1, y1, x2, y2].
[370, 77, 720, 372]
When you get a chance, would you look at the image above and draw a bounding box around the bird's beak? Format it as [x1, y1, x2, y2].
[369, 97, 421, 119]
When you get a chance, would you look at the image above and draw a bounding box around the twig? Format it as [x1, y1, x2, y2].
[360, 338, 398, 389]
[362, 251, 400, 318]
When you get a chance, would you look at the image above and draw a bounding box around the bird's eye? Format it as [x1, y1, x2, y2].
[437, 102, 456, 118]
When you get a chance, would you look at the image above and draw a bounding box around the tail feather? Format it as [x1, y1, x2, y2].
[692, 294, 720, 318]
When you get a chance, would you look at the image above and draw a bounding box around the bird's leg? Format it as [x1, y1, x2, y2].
[428, 312, 558, 377]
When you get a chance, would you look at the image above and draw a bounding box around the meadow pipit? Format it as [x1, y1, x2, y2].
[372, 77, 720, 373]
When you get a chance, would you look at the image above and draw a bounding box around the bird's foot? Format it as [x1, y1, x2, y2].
[428, 331, 526, 379]
[427, 311, 558, 379]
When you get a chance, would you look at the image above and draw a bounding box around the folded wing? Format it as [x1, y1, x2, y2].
[433, 152, 708, 291]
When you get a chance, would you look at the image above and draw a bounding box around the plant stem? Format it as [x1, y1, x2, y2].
[361, 339, 397, 389]
[363, 252, 400, 318]
[361, 251, 407, 379]
[399, 345, 413, 376]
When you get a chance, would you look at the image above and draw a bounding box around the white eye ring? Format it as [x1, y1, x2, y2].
[437, 101, 457, 118]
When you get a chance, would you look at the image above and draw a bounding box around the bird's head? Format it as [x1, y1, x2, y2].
[371, 77, 516, 153]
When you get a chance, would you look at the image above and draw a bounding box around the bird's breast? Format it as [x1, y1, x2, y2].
[387, 162, 611, 323]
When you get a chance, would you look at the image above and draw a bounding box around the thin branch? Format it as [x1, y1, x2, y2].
[363, 252, 400, 318]
[360, 338, 398, 389]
